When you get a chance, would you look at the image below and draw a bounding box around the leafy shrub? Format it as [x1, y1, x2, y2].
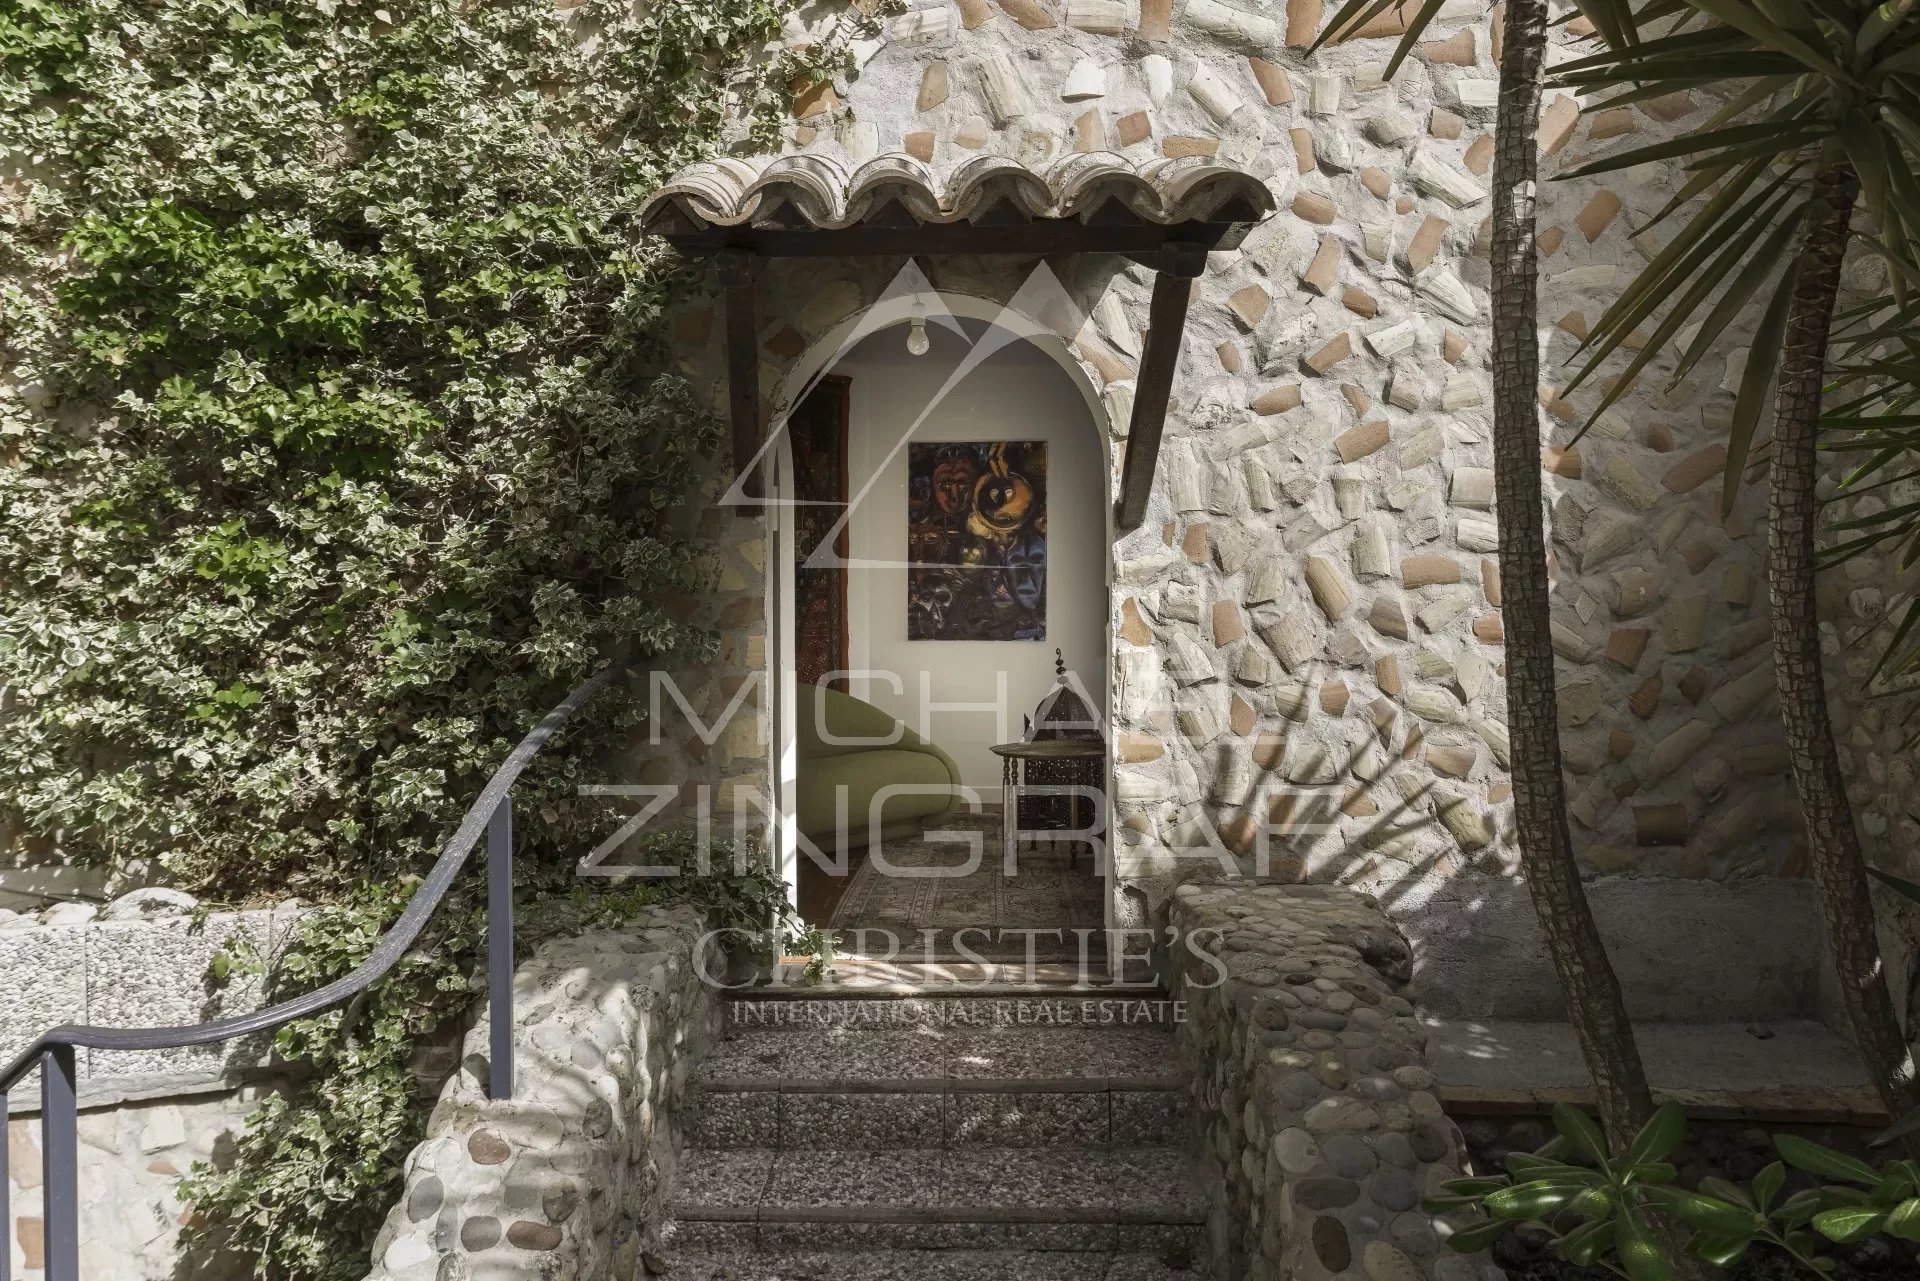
[1432, 1102, 1920, 1280]
[0, 0, 859, 898]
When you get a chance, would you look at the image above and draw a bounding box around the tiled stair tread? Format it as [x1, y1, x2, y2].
[662, 1247, 1198, 1280]
[699, 1026, 1182, 1089]
[673, 1146, 1205, 1223]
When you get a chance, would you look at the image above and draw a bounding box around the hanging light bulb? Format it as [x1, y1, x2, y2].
[905, 309, 930, 356]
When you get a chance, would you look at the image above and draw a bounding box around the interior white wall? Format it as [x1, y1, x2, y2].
[826, 319, 1107, 790]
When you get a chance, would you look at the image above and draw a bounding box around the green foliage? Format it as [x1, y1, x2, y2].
[1428, 1102, 1920, 1279]
[1543, 0, 1920, 505]
[176, 856, 761, 1280]
[0, 0, 869, 898]
[0, 2, 884, 1276]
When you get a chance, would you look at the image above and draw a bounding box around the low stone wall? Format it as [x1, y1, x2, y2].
[1169, 880, 1500, 1281]
[363, 906, 718, 1281]
[6, 1089, 259, 1279]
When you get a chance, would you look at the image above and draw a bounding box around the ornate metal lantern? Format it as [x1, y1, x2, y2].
[1018, 650, 1106, 836]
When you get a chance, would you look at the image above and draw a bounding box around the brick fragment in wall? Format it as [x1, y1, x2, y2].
[1365, 318, 1418, 359]
[893, 8, 953, 43]
[904, 130, 935, 161]
[1234, 644, 1275, 687]
[1464, 133, 1494, 174]
[1334, 417, 1387, 462]
[1405, 215, 1449, 273]
[1249, 56, 1292, 105]
[1330, 475, 1367, 520]
[1455, 649, 1492, 702]
[1307, 73, 1341, 116]
[1455, 516, 1498, 554]
[1406, 686, 1465, 724]
[918, 61, 950, 112]
[1664, 595, 1708, 652]
[996, 0, 1056, 29]
[1663, 444, 1725, 494]
[1065, 0, 1127, 33]
[1342, 286, 1378, 317]
[1352, 518, 1393, 580]
[1117, 110, 1151, 145]
[1360, 166, 1391, 200]
[1290, 128, 1316, 173]
[1575, 190, 1623, 241]
[1710, 661, 1775, 723]
[1293, 190, 1336, 224]
[1418, 591, 1472, 634]
[1259, 613, 1318, 671]
[1308, 331, 1355, 375]
[1613, 567, 1659, 616]
[1369, 595, 1408, 640]
[1415, 264, 1477, 322]
[1163, 135, 1219, 158]
[956, 0, 994, 28]
[1605, 628, 1650, 670]
[1302, 237, 1342, 294]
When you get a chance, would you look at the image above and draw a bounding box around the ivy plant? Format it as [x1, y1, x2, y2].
[1, 1, 880, 1275]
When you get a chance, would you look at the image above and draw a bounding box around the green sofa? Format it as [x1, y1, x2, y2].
[794, 684, 963, 850]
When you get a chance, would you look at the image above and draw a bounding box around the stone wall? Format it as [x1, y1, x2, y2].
[644, 0, 1890, 1018]
[1168, 879, 1497, 1281]
[0, 889, 308, 1105]
[362, 907, 718, 1281]
[0, 890, 318, 1281]
[6, 1090, 258, 1280]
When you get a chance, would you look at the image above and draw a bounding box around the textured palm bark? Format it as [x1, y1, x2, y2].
[1491, 0, 1656, 1151]
[1767, 162, 1920, 1145]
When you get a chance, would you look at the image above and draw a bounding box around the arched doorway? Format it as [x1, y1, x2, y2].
[766, 292, 1119, 978]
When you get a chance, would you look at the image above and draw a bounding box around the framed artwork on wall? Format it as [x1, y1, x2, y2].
[906, 440, 1047, 641]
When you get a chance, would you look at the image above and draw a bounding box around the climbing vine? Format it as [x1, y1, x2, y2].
[0, 0, 860, 896]
[1, 0, 875, 1274]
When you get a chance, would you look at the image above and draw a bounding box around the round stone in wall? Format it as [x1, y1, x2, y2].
[1312, 1214, 1353, 1272]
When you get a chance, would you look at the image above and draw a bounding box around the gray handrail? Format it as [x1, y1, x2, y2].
[0, 660, 625, 1281]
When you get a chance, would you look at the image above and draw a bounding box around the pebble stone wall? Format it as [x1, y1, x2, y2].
[1, 888, 312, 1281]
[362, 907, 718, 1281]
[1168, 879, 1497, 1281]
[637, 0, 1920, 1000]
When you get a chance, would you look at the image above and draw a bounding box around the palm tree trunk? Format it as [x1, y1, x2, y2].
[1767, 160, 1920, 1141]
[1491, 0, 1658, 1151]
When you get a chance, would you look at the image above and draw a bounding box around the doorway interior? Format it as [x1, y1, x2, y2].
[769, 304, 1117, 971]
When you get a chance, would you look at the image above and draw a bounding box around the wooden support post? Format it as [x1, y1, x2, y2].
[1114, 242, 1207, 533]
[718, 249, 764, 501]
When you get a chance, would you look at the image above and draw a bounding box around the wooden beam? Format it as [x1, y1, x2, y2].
[666, 219, 1252, 260]
[718, 249, 763, 500]
[1114, 243, 1208, 533]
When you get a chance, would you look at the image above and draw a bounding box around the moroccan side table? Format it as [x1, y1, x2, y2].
[989, 738, 1106, 870]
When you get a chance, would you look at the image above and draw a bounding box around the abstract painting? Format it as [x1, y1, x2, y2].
[906, 441, 1047, 641]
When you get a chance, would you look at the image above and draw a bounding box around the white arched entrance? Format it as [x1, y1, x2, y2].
[763, 288, 1123, 968]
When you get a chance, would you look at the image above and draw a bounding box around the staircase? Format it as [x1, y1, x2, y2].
[659, 991, 1208, 1279]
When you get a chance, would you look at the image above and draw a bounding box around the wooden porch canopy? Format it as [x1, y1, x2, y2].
[638, 152, 1275, 530]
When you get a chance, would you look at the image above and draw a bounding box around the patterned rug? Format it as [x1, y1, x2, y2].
[824, 810, 1105, 959]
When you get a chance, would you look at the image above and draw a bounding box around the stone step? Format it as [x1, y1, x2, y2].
[687, 1081, 1185, 1150]
[665, 1146, 1206, 1256]
[658, 1246, 1201, 1279]
[690, 1022, 1187, 1150]
[698, 1025, 1181, 1088]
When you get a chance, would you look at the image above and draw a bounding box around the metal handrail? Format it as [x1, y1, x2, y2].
[0, 661, 624, 1281]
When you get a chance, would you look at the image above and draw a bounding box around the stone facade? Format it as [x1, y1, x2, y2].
[362, 907, 719, 1281]
[5, 1091, 258, 1281]
[1169, 879, 1495, 1281]
[637, 0, 1920, 1013]
[0, 890, 315, 1281]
